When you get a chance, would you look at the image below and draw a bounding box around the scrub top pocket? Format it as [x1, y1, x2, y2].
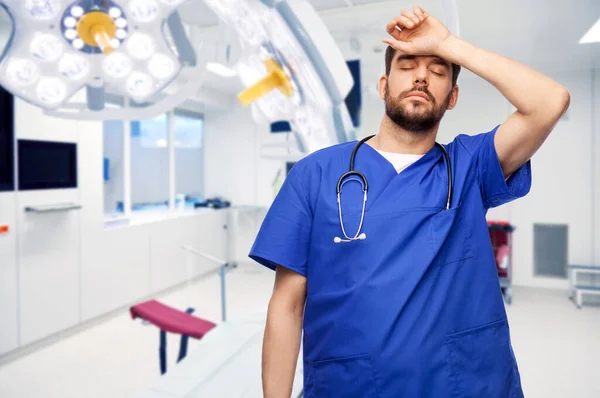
[307, 353, 381, 398]
[445, 319, 523, 398]
[430, 202, 473, 266]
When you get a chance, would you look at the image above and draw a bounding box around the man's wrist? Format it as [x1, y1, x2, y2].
[436, 34, 475, 68]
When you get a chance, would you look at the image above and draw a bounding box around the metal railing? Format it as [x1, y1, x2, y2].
[180, 245, 238, 322]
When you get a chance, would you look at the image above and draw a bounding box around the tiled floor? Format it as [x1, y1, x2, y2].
[0, 265, 598, 398]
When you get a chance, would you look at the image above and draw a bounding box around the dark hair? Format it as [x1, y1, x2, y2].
[385, 46, 461, 86]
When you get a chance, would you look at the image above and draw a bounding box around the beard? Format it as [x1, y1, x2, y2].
[384, 83, 452, 134]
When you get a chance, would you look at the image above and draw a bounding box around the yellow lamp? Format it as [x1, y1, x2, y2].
[238, 58, 293, 105]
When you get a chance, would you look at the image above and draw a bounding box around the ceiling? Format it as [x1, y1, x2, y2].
[180, 0, 600, 65]
[0, 0, 598, 106]
[179, 0, 600, 95]
[178, 0, 391, 27]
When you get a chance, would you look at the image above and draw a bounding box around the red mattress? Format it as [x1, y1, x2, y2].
[130, 300, 216, 339]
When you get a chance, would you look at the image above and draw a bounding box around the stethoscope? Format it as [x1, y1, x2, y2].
[334, 134, 453, 243]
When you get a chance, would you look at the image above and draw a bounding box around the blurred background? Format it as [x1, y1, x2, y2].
[0, 0, 598, 397]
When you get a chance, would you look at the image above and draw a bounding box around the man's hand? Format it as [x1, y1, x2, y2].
[383, 6, 452, 57]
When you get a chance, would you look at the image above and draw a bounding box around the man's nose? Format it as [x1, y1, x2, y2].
[414, 67, 429, 86]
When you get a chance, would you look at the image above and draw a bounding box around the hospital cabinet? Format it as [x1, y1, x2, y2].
[0, 192, 19, 356]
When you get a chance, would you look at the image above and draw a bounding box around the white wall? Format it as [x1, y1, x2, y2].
[203, 103, 289, 263]
[204, 105, 273, 207]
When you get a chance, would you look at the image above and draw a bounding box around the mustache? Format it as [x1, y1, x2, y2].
[398, 86, 435, 103]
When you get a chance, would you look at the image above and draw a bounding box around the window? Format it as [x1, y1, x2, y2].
[131, 114, 169, 210]
[174, 111, 204, 206]
[103, 104, 204, 219]
[135, 114, 168, 148]
[103, 117, 125, 215]
[174, 110, 203, 149]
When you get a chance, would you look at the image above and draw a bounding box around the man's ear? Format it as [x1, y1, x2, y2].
[447, 85, 459, 110]
[378, 75, 388, 100]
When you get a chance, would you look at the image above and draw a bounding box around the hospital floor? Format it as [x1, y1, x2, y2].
[0, 264, 599, 398]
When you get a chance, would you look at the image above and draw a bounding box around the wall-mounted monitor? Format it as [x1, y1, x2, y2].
[0, 86, 14, 192]
[18, 140, 77, 191]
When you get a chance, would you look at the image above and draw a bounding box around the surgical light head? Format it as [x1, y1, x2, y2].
[0, 0, 188, 111]
[203, 0, 355, 155]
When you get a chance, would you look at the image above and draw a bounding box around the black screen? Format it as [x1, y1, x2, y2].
[270, 121, 291, 133]
[286, 161, 296, 175]
[18, 140, 77, 190]
[0, 86, 14, 191]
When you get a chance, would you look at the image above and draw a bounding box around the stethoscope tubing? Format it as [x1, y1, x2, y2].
[335, 135, 453, 243]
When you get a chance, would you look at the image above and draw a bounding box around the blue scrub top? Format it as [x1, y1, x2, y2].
[249, 126, 531, 398]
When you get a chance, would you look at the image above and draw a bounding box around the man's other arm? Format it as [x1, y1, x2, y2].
[262, 265, 306, 398]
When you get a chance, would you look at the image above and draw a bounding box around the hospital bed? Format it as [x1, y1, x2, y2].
[133, 205, 304, 397]
[137, 311, 304, 398]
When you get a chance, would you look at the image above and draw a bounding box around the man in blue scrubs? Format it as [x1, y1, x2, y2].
[250, 6, 570, 398]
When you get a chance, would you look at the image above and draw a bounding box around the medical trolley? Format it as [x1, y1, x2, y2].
[487, 221, 516, 304]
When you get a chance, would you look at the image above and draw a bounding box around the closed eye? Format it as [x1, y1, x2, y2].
[398, 62, 416, 70]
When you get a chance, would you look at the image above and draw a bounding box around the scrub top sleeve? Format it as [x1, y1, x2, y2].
[248, 163, 313, 276]
[476, 125, 533, 209]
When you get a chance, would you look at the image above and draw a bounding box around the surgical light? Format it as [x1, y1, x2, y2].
[72, 39, 84, 50]
[204, 0, 352, 153]
[36, 77, 67, 105]
[115, 18, 127, 28]
[59, 54, 90, 81]
[70, 5, 83, 17]
[127, 72, 154, 98]
[5, 58, 39, 86]
[64, 29, 77, 40]
[127, 33, 156, 60]
[0, 0, 187, 112]
[64, 17, 77, 28]
[30, 33, 64, 63]
[129, 0, 160, 23]
[25, 0, 60, 20]
[148, 53, 176, 79]
[109, 7, 122, 19]
[103, 53, 133, 79]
